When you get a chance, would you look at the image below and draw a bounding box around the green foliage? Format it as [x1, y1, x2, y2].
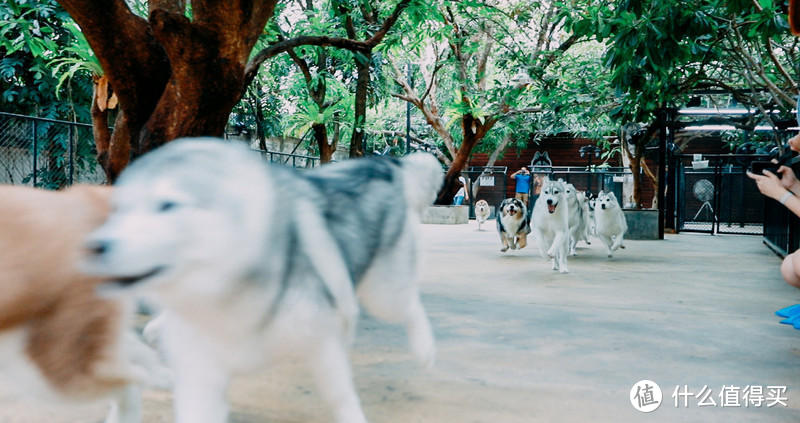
[573, 0, 799, 126]
[0, 0, 96, 188]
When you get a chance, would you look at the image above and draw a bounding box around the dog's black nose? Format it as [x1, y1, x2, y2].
[547, 199, 553, 205]
[87, 240, 111, 256]
[601, 204, 606, 210]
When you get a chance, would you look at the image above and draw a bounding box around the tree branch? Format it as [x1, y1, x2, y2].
[767, 38, 798, 93]
[244, 36, 370, 86]
[364, 0, 411, 47]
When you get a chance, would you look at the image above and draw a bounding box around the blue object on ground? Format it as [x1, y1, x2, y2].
[776, 304, 800, 318]
[776, 304, 800, 329]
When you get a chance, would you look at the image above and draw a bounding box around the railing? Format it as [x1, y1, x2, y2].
[672, 154, 768, 235]
[0, 112, 322, 190]
[763, 196, 800, 257]
[0, 111, 106, 187]
[257, 149, 321, 168]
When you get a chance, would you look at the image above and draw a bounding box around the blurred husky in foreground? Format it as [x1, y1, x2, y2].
[83, 138, 443, 423]
[0, 185, 166, 423]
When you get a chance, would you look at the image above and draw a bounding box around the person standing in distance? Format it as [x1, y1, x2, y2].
[453, 173, 470, 205]
[511, 166, 532, 207]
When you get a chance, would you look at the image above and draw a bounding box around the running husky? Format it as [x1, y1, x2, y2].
[564, 183, 590, 256]
[595, 191, 627, 257]
[83, 138, 443, 423]
[532, 177, 570, 273]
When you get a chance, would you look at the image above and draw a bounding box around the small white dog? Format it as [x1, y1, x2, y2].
[474, 199, 491, 231]
[532, 178, 570, 273]
[564, 183, 590, 256]
[496, 198, 530, 251]
[594, 191, 628, 257]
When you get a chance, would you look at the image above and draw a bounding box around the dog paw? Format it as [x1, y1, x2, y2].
[410, 331, 436, 370]
[559, 268, 569, 274]
[500, 247, 508, 252]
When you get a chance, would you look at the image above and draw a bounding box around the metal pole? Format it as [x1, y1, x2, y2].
[32, 120, 37, 187]
[657, 109, 668, 239]
[586, 157, 592, 195]
[68, 124, 74, 185]
[406, 63, 412, 155]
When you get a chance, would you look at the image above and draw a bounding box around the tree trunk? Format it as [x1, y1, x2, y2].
[630, 157, 641, 209]
[314, 123, 335, 163]
[249, 91, 267, 151]
[90, 85, 111, 177]
[435, 115, 485, 204]
[349, 57, 370, 158]
[139, 10, 251, 153]
[57, 0, 279, 181]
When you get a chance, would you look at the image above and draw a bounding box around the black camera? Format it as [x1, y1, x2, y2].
[750, 161, 780, 176]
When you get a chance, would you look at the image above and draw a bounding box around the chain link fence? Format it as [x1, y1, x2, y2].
[0, 112, 107, 188]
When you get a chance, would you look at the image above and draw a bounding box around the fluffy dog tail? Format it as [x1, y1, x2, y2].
[401, 153, 444, 214]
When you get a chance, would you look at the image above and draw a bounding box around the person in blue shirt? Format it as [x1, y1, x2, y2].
[511, 166, 531, 206]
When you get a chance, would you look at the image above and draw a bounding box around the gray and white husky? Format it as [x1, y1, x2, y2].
[594, 191, 628, 257]
[532, 177, 570, 273]
[83, 138, 443, 423]
[564, 183, 590, 256]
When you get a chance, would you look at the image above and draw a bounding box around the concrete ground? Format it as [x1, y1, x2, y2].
[2, 221, 800, 422]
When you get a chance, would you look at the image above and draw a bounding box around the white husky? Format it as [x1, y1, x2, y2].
[532, 177, 570, 273]
[83, 138, 443, 423]
[594, 191, 627, 257]
[564, 183, 590, 256]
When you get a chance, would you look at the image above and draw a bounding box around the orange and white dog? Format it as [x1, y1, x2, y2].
[0, 185, 165, 423]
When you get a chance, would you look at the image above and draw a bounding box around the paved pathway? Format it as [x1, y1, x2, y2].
[2, 222, 799, 422]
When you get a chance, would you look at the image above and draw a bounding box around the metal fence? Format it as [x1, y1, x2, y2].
[673, 154, 767, 235]
[462, 166, 508, 219]
[0, 112, 324, 190]
[258, 149, 321, 168]
[762, 196, 799, 257]
[543, 166, 630, 200]
[0, 111, 107, 188]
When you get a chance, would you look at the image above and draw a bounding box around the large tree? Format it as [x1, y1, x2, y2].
[388, 0, 591, 204]
[56, 0, 280, 180]
[56, 0, 413, 179]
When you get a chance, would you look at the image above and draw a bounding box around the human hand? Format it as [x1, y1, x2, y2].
[789, 133, 800, 152]
[776, 164, 800, 194]
[747, 169, 790, 201]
